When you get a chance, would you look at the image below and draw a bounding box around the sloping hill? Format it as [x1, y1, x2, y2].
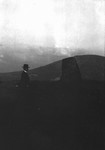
[0, 55, 104, 83]
[61, 55, 105, 82]
[29, 60, 62, 81]
[0, 60, 62, 82]
[76, 55, 105, 81]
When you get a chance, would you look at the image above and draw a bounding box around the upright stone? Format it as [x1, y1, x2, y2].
[61, 57, 81, 83]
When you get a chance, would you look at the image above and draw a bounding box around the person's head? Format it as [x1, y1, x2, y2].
[22, 64, 29, 71]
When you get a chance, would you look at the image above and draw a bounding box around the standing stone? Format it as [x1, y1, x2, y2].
[61, 57, 81, 83]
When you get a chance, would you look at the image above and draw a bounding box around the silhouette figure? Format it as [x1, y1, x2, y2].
[20, 64, 30, 87]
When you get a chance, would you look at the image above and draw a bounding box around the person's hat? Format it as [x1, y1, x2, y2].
[22, 64, 30, 69]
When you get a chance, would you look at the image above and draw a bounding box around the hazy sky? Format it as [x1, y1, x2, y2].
[0, 0, 105, 72]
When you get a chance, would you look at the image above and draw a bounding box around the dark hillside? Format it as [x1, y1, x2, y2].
[62, 55, 105, 82]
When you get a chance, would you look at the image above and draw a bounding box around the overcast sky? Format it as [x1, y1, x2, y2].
[0, 0, 104, 72]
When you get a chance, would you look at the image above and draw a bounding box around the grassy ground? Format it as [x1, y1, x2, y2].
[0, 80, 104, 150]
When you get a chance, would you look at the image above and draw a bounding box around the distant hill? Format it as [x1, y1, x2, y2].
[0, 60, 62, 82]
[29, 60, 62, 81]
[62, 55, 105, 82]
[76, 55, 105, 81]
[0, 55, 104, 83]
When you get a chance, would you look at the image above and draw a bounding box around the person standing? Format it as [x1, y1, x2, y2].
[20, 64, 30, 87]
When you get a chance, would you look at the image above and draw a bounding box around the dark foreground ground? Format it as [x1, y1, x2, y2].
[0, 80, 104, 150]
